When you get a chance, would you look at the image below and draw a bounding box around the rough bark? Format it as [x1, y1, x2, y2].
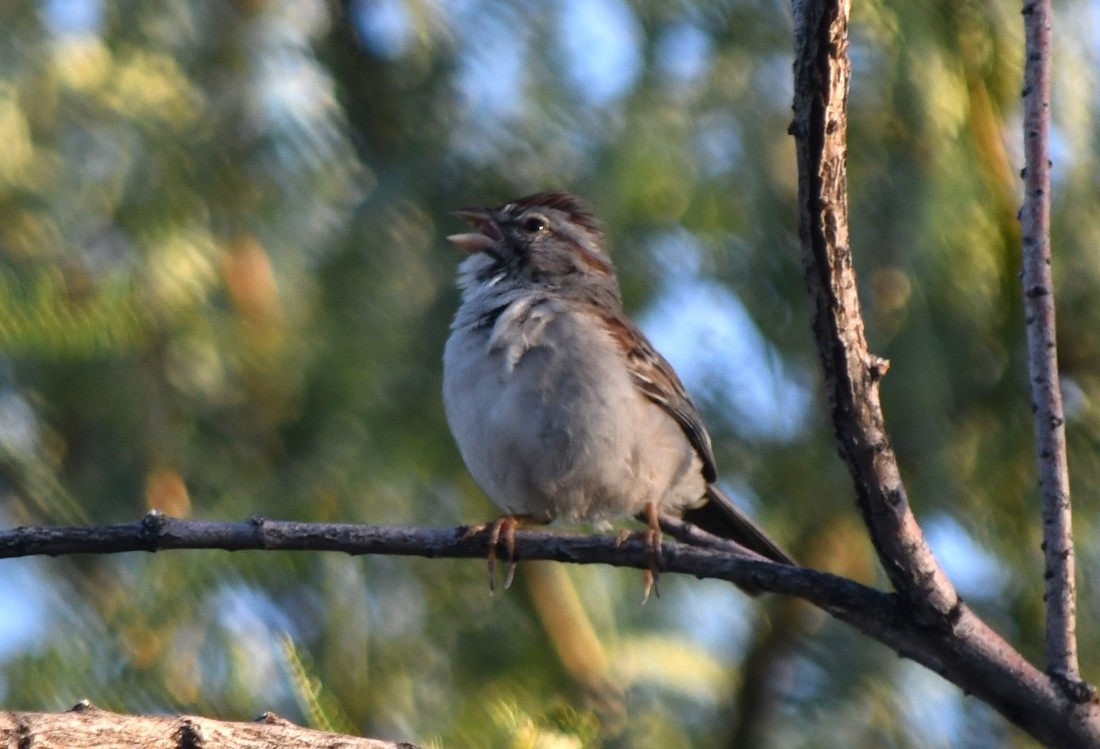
[0, 703, 417, 749]
[790, 0, 958, 625]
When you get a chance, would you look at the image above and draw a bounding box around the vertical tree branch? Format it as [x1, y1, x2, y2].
[1019, 0, 1088, 698]
[789, 0, 957, 623]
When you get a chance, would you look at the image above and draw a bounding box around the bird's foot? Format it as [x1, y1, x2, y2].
[463, 514, 530, 592]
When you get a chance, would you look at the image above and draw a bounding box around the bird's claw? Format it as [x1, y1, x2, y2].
[467, 515, 526, 592]
[486, 515, 520, 592]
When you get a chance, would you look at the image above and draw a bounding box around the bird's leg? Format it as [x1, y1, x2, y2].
[642, 501, 662, 603]
[463, 514, 530, 592]
[615, 502, 663, 603]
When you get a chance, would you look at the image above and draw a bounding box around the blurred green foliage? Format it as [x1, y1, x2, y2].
[1, 0, 1098, 747]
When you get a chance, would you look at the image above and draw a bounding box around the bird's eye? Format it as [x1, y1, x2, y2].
[522, 217, 548, 234]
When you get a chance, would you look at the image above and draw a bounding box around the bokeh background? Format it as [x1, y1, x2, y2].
[1, 0, 1099, 747]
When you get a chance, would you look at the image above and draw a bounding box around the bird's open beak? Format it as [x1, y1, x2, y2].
[448, 207, 501, 254]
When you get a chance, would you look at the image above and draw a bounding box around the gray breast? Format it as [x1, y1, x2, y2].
[444, 295, 706, 524]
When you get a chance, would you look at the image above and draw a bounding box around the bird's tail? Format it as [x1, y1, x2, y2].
[682, 485, 796, 566]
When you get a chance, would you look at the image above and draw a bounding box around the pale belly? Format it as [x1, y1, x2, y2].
[443, 307, 705, 523]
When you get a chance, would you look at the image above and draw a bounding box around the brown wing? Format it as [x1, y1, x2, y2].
[600, 313, 719, 483]
[602, 311, 796, 568]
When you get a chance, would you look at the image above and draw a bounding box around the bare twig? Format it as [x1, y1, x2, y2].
[1019, 0, 1089, 701]
[790, 0, 957, 623]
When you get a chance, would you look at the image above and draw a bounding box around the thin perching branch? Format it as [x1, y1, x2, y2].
[790, 0, 957, 623]
[3, 514, 1100, 746]
[1019, 0, 1089, 699]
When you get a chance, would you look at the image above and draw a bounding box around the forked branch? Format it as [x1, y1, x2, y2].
[788, 0, 1098, 739]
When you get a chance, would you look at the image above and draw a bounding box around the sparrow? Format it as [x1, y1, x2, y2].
[442, 191, 793, 597]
